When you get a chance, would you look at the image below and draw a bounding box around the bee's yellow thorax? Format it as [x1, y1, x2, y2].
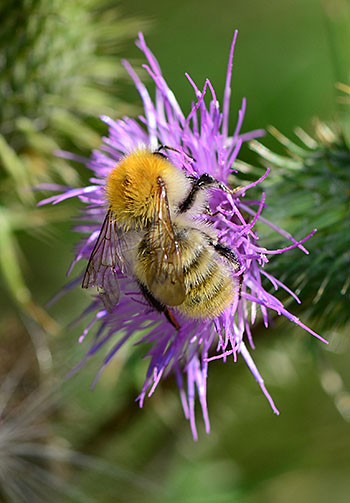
[106, 149, 190, 229]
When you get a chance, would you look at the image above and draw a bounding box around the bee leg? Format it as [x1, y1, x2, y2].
[138, 282, 181, 330]
[154, 144, 177, 157]
[153, 149, 168, 160]
[211, 242, 241, 272]
[238, 274, 243, 299]
[164, 308, 181, 331]
[203, 203, 220, 217]
[179, 174, 238, 213]
[211, 241, 243, 299]
[153, 145, 195, 164]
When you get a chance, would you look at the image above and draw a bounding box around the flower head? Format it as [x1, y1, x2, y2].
[40, 32, 327, 439]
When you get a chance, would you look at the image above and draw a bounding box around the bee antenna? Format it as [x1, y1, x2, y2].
[154, 145, 196, 164]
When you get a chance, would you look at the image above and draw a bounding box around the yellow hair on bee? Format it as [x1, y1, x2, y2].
[106, 149, 190, 230]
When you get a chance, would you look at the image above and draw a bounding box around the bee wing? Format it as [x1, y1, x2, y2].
[146, 180, 186, 306]
[96, 268, 120, 314]
[82, 210, 128, 312]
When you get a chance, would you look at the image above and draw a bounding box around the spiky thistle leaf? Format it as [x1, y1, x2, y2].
[251, 122, 350, 329]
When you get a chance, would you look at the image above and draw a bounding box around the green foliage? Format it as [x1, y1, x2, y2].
[0, 0, 143, 143]
[251, 121, 350, 329]
[0, 0, 145, 327]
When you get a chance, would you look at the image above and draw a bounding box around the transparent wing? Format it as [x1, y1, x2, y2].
[82, 210, 127, 312]
[146, 180, 186, 306]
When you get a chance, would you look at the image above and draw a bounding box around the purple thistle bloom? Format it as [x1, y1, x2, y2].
[40, 32, 327, 440]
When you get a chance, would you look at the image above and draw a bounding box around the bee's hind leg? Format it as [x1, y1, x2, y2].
[210, 241, 243, 299]
[211, 242, 241, 273]
[138, 282, 181, 330]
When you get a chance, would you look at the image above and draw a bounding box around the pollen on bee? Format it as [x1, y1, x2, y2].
[106, 149, 190, 229]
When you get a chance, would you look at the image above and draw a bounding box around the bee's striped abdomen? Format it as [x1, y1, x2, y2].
[176, 228, 236, 319]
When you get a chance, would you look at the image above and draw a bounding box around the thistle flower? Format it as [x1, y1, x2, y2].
[40, 32, 327, 439]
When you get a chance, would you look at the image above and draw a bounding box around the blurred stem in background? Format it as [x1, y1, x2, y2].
[0, 0, 146, 346]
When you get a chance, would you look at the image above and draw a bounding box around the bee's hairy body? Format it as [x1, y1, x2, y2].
[136, 224, 236, 319]
[84, 149, 240, 324]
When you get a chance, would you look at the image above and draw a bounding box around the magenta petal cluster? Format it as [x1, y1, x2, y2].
[40, 32, 327, 439]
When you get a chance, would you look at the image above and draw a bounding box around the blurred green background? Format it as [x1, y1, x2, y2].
[0, 0, 349, 502]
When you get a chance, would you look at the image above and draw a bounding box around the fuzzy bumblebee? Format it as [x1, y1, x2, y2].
[83, 149, 241, 326]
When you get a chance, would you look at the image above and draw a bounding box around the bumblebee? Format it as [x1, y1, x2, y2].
[82, 148, 241, 329]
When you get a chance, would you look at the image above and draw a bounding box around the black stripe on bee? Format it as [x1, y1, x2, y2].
[138, 281, 180, 330]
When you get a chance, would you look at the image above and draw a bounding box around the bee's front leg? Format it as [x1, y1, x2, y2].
[179, 174, 240, 214]
[138, 281, 181, 330]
